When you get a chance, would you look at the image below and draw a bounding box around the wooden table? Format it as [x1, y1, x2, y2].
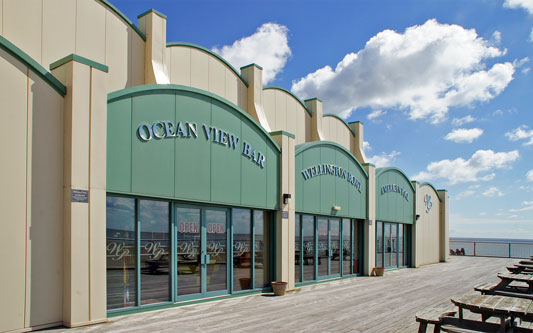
[450, 294, 533, 331]
[497, 272, 533, 294]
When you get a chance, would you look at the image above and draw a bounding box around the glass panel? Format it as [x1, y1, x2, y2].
[399, 224, 404, 267]
[391, 223, 398, 267]
[342, 219, 351, 275]
[254, 210, 270, 289]
[317, 218, 328, 277]
[295, 214, 301, 283]
[302, 215, 315, 281]
[233, 209, 251, 291]
[206, 209, 227, 292]
[384, 223, 391, 267]
[139, 200, 170, 305]
[106, 196, 137, 310]
[353, 220, 360, 274]
[176, 207, 201, 296]
[376, 221, 383, 268]
[330, 219, 340, 275]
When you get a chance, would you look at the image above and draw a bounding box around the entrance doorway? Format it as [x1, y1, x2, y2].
[176, 206, 229, 300]
[317, 218, 341, 279]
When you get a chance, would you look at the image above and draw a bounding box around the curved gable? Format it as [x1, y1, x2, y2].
[295, 141, 367, 219]
[376, 167, 415, 224]
[107, 84, 280, 210]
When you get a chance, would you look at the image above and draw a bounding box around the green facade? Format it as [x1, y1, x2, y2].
[107, 84, 280, 210]
[295, 141, 367, 219]
[376, 168, 415, 224]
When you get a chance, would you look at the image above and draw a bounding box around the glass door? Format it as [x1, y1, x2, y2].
[176, 205, 229, 300]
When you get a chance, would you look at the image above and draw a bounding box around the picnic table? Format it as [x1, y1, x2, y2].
[508, 263, 533, 274]
[450, 294, 533, 331]
[497, 272, 533, 294]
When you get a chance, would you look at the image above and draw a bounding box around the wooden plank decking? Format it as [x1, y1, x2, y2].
[47, 256, 516, 332]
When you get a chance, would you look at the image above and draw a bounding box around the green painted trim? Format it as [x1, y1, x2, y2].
[137, 8, 167, 19]
[304, 97, 322, 103]
[107, 84, 281, 152]
[269, 130, 295, 139]
[0, 35, 66, 97]
[240, 63, 263, 70]
[362, 163, 376, 167]
[98, 0, 146, 41]
[295, 141, 369, 179]
[166, 42, 249, 88]
[349, 121, 363, 125]
[438, 189, 448, 193]
[375, 167, 416, 193]
[107, 289, 266, 317]
[323, 113, 356, 137]
[419, 182, 443, 202]
[263, 86, 312, 117]
[50, 54, 109, 73]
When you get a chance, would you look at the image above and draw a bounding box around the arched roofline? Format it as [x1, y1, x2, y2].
[107, 84, 280, 152]
[99, 0, 146, 41]
[415, 181, 443, 202]
[295, 140, 368, 179]
[166, 42, 249, 88]
[0, 35, 66, 96]
[323, 113, 356, 137]
[263, 86, 312, 117]
[376, 167, 416, 193]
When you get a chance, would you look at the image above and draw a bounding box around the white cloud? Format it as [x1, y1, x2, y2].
[530, 28, 533, 42]
[504, 0, 533, 14]
[413, 149, 520, 184]
[456, 190, 476, 200]
[367, 151, 400, 168]
[452, 115, 476, 126]
[291, 19, 514, 123]
[492, 30, 502, 44]
[506, 125, 533, 145]
[212, 23, 291, 84]
[367, 109, 386, 120]
[510, 205, 533, 212]
[527, 170, 533, 182]
[514, 57, 530, 68]
[482, 186, 504, 197]
[444, 128, 483, 143]
[363, 141, 372, 151]
[522, 201, 533, 205]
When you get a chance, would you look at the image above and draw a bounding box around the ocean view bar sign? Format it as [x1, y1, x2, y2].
[301, 164, 362, 192]
[136, 121, 265, 169]
[380, 184, 409, 202]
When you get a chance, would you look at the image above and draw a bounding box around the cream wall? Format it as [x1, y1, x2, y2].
[321, 115, 353, 152]
[414, 184, 442, 266]
[0, 48, 64, 332]
[263, 88, 311, 145]
[167, 45, 247, 110]
[0, 0, 145, 90]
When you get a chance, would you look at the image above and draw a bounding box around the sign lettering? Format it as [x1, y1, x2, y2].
[300, 164, 362, 192]
[380, 184, 409, 202]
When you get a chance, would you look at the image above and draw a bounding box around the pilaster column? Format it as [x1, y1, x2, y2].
[271, 131, 295, 289]
[349, 121, 368, 164]
[363, 163, 376, 276]
[50, 54, 108, 328]
[438, 189, 449, 262]
[138, 9, 169, 84]
[240, 63, 271, 132]
[304, 98, 324, 142]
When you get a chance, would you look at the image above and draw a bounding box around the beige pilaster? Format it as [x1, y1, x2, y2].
[438, 190, 449, 262]
[138, 10, 169, 84]
[363, 163, 376, 276]
[411, 181, 421, 268]
[304, 98, 324, 142]
[51, 56, 108, 328]
[240, 64, 271, 132]
[349, 121, 368, 164]
[271, 132, 296, 290]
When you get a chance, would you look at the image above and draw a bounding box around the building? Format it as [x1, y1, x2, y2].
[0, 1, 449, 332]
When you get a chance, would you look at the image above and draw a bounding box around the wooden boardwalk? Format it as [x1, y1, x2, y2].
[48, 256, 516, 332]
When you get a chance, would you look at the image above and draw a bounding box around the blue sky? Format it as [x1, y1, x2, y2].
[112, 0, 533, 239]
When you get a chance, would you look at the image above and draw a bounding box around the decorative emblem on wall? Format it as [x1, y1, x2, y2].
[424, 194, 433, 213]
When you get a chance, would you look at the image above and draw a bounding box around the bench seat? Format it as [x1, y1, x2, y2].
[416, 306, 457, 332]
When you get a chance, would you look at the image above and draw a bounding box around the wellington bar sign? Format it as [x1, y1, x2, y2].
[380, 184, 409, 202]
[301, 164, 362, 192]
[137, 121, 266, 169]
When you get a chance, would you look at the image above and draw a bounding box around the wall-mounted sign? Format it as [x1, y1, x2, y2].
[380, 184, 409, 202]
[137, 121, 266, 169]
[71, 189, 89, 203]
[424, 194, 433, 213]
[300, 164, 362, 192]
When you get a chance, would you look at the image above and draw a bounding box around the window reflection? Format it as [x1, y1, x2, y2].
[342, 219, 351, 275]
[302, 215, 315, 281]
[106, 196, 136, 310]
[295, 214, 301, 283]
[233, 209, 251, 291]
[254, 210, 270, 289]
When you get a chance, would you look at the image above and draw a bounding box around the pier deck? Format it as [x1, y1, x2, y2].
[48, 256, 515, 332]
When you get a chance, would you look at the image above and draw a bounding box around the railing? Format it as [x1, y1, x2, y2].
[449, 240, 533, 259]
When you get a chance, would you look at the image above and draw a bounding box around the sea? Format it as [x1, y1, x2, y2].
[450, 237, 533, 259]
